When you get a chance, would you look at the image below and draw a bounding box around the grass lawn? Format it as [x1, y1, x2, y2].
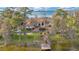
[0, 45, 40, 51]
[11, 32, 41, 43]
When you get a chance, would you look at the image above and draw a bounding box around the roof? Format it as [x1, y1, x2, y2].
[24, 17, 49, 24]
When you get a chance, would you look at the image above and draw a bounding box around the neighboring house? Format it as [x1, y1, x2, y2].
[24, 17, 51, 31]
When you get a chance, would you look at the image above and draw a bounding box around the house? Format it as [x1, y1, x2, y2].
[24, 17, 51, 31]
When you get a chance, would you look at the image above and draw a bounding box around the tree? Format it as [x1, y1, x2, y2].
[0, 7, 32, 46]
[52, 9, 76, 38]
[52, 9, 68, 34]
[51, 8, 77, 50]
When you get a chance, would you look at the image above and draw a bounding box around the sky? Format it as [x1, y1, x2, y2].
[0, 7, 79, 18]
[28, 7, 79, 18]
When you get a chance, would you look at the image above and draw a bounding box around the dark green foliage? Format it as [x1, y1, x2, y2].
[0, 35, 3, 40]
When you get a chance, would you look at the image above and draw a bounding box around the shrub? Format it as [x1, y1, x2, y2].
[0, 35, 3, 40]
[49, 34, 72, 51]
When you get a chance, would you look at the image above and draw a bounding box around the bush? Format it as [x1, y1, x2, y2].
[73, 40, 79, 50]
[0, 35, 3, 40]
[49, 34, 72, 51]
